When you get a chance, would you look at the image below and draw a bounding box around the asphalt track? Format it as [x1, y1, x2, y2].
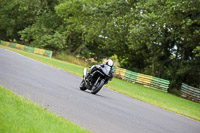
[0, 48, 200, 133]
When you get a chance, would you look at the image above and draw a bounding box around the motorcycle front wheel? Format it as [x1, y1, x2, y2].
[79, 79, 87, 91]
[91, 79, 105, 94]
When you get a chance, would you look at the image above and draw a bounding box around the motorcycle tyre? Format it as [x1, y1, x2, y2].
[79, 79, 87, 91]
[91, 80, 104, 94]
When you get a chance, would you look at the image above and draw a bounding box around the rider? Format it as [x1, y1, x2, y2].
[86, 59, 114, 81]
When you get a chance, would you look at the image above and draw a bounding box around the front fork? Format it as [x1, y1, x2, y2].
[83, 68, 87, 78]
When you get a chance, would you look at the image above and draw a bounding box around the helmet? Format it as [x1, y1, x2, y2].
[106, 59, 114, 67]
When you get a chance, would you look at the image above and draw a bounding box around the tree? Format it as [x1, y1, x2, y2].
[0, 0, 43, 41]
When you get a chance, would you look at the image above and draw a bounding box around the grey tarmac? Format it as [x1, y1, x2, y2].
[0, 48, 199, 133]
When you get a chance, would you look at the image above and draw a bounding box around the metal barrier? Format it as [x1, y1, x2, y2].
[113, 67, 170, 92]
[0, 40, 52, 58]
[181, 83, 200, 103]
[150, 77, 169, 92]
[124, 70, 137, 83]
[114, 67, 126, 80]
[135, 73, 152, 88]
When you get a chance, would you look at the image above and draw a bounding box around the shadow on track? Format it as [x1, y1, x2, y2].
[80, 89, 110, 99]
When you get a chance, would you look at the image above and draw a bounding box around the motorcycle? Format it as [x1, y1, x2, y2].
[79, 65, 113, 94]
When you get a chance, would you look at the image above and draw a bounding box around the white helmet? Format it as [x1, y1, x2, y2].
[106, 59, 114, 67]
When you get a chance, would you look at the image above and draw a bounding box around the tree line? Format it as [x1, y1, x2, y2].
[1, 0, 200, 93]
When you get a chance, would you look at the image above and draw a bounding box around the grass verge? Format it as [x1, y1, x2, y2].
[0, 86, 90, 133]
[1, 45, 200, 121]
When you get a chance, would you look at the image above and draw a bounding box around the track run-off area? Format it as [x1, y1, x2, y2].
[0, 48, 200, 133]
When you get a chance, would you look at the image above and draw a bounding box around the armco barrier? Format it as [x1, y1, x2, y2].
[0, 40, 52, 58]
[44, 50, 52, 57]
[24, 45, 34, 53]
[114, 67, 126, 80]
[9, 42, 16, 48]
[3, 40, 9, 46]
[135, 73, 153, 88]
[181, 83, 200, 103]
[124, 70, 137, 83]
[16, 43, 25, 50]
[0, 40, 3, 45]
[151, 77, 169, 92]
[34, 48, 45, 55]
[113, 67, 170, 92]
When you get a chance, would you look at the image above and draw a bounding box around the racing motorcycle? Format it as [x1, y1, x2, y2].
[79, 65, 113, 94]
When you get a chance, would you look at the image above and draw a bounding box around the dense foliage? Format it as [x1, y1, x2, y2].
[1, 0, 200, 91]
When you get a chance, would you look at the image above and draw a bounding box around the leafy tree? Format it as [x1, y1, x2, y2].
[0, 0, 43, 41]
[19, 10, 66, 50]
[55, 0, 116, 60]
[126, 0, 200, 89]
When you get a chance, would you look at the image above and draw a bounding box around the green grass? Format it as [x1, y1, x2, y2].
[1, 45, 200, 121]
[54, 53, 90, 67]
[0, 86, 90, 133]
